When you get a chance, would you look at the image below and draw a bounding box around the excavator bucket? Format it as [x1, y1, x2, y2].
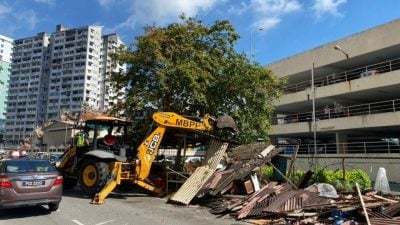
[215, 115, 239, 132]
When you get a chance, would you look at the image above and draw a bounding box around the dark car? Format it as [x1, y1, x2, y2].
[0, 158, 63, 211]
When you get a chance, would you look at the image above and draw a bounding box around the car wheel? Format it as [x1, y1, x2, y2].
[78, 158, 110, 196]
[48, 202, 60, 211]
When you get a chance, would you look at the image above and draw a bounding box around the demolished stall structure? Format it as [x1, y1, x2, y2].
[169, 143, 400, 224]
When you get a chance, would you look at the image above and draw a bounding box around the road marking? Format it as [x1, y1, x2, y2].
[96, 219, 116, 225]
[72, 220, 85, 225]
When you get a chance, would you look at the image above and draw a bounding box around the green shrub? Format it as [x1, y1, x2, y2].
[287, 170, 305, 184]
[262, 166, 273, 179]
[262, 166, 371, 192]
[308, 168, 371, 191]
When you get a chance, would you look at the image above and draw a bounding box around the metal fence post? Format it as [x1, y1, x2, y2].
[393, 100, 396, 112]
[364, 142, 367, 154]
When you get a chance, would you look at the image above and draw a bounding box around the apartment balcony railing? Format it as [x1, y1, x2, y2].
[271, 98, 400, 125]
[283, 58, 400, 94]
[278, 140, 400, 155]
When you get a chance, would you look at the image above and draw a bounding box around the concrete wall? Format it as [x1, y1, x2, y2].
[292, 154, 400, 184]
[270, 111, 400, 135]
[278, 70, 400, 107]
[267, 18, 400, 78]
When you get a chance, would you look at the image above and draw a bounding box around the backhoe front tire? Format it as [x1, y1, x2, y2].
[78, 158, 110, 197]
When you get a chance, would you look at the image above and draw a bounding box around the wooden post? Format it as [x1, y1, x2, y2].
[342, 157, 346, 186]
[267, 162, 298, 190]
[356, 183, 371, 225]
[287, 144, 299, 177]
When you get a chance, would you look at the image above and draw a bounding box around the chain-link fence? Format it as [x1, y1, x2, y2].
[289, 154, 400, 191]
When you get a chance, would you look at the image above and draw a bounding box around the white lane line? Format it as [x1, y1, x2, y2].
[72, 220, 85, 225]
[96, 219, 117, 225]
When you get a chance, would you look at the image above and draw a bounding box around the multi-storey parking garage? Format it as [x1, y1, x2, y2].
[266, 18, 400, 184]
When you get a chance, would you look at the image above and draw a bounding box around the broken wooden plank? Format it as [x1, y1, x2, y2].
[356, 183, 371, 225]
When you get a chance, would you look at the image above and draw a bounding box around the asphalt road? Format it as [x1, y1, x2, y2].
[0, 188, 247, 225]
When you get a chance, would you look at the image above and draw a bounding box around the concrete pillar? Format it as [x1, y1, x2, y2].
[336, 133, 348, 153]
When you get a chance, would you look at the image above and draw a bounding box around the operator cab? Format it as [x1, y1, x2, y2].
[79, 115, 133, 158]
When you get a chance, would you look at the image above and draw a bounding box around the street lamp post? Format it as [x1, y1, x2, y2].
[250, 28, 263, 63]
[334, 45, 349, 59]
[311, 62, 317, 168]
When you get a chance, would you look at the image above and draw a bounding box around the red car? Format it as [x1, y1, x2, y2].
[0, 158, 63, 211]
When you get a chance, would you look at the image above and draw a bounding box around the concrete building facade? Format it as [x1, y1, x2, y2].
[100, 34, 126, 111]
[267, 18, 400, 155]
[5, 25, 125, 142]
[0, 35, 14, 135]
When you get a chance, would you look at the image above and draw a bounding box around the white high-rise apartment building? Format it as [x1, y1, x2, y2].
[5, 25, 125, 142]
[0, 35, 13, 63]
[101, 34, 126, 111]
[6, 32, 51, 141]
[47, 25, 103, 120]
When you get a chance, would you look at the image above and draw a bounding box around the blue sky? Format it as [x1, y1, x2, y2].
[0, 0, 399, 65]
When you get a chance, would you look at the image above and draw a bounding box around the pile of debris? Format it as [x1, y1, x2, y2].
[169, 142, 400, 224]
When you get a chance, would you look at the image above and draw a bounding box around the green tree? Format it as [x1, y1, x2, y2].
[110, 16, 283, 144]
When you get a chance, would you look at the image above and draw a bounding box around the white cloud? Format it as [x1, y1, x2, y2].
[312, 0, 346, 18]
[97, 0, 115, 7]
[251, 0, 301, 14]
[227, 2, 250, 15]
[111, 0, 220, 31]
[253, 17, 281, 30]
[34, 0, 56, 5]
[0, 4, 11, 16]
[230, 0, 302, 31]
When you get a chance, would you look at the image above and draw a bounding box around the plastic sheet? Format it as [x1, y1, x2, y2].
[306, 183, 339, 198]
[374, 167, 390, 194]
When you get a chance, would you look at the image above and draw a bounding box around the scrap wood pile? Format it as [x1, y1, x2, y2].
[169, 142, 400, 224]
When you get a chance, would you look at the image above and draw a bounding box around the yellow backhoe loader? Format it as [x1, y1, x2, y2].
[57, 112, 237, 204]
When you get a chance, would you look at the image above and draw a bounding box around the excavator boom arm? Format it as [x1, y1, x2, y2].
[152, 112, 214, 131]
[136, 112, 215, 179]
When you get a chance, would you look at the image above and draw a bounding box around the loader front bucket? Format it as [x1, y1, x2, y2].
[216, 115, 239, 133]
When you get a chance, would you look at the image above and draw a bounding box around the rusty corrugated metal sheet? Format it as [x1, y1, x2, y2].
[169, 140, 228, 204]
[238, 196, 260, 219]
[383, 202, 400, 216]
[248, 196, 276, 217]
[208, 169, 234, 190]
[263, 190, 302, 213]
[370, 218, 400, 225]
[367, 210, 392, 219]
[209, 145, 281, 196]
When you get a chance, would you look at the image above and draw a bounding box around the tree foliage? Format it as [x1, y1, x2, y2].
[110, 16, 283, 144]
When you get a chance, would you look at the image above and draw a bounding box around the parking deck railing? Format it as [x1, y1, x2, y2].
[278, 140, 400, 155]
[282, 57, 400, 94]
[271, 98, 400, 125]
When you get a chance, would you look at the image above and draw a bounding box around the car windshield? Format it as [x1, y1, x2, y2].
[50, 154, 63, 161]
[5, 160, 56, 173]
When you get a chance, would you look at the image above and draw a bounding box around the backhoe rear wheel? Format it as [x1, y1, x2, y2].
[78, 158, 110, 197]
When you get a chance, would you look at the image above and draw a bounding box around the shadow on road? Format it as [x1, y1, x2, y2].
[62, 186, 156, 201]
[0, 205, 51, 219]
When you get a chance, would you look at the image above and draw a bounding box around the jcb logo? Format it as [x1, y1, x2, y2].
[147, 134, 160, 155]
[176, 119, 201, 128]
